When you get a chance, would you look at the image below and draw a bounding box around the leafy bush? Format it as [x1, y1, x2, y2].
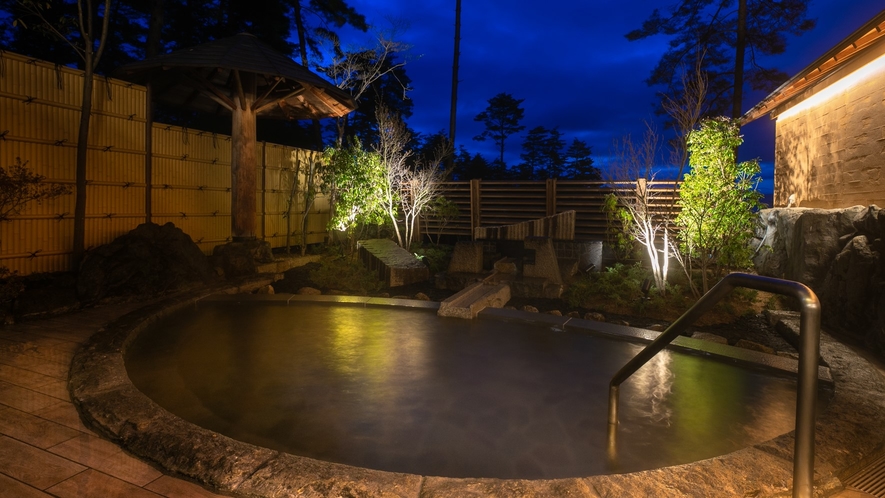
[602, 193, 635, 261]
[412, 243, 453, 275]
[565, 263, 646, 308]
[0, 267, 23, 306]
[677, 117, 764, 294]
[0, 158, 72, 313]
[309, 256, 384, 295]
[424, 196, 460, 246]
[0, 157, 72, 221]
[320, 140, 388, 247]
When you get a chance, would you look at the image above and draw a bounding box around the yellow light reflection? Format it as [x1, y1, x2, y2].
[326, 307, 430, 400]
[629, 351, 674, 426]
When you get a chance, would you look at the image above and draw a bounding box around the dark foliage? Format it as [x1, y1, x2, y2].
[626, 0, 815, 119]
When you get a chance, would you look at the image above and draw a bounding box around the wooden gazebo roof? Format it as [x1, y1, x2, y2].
[115, 32, 355, 120]
[743, 9, 885, 123]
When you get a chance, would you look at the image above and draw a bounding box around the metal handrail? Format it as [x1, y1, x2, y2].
[607, 273, 821, 498]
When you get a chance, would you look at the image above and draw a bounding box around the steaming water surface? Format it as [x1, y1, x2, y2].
[126, 303, 824, 478]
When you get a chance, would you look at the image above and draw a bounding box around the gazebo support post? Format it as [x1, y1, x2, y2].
[231, 72, 258, 240]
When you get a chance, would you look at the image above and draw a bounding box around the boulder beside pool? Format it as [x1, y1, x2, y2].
[77, 222, 218, 302]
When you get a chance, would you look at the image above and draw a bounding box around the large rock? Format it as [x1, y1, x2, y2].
[753, 206, 870, 287]
[211, 239, 274, 278]
[787, 206, 869, 287]
[820, 234, 883, 342]
[754, 205, 885, 357]
[78, 222, 217, 302]
[751, 208, 804, 279]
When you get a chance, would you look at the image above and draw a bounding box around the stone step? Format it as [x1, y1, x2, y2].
[256, 254, 321, 274]
[357, 239, 430, 287]
[438, 282, 511, 319]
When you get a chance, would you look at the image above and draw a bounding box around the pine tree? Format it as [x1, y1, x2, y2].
[564, 139, 599, 180]
[473, 93, 525, 167]
[626, 0, 815, 118]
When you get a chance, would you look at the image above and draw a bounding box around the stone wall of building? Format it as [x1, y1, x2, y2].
[752, 206, 884, 357]
[773, 48, 885, 209]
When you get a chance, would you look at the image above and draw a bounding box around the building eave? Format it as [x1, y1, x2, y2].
[743, 9, 885, 123]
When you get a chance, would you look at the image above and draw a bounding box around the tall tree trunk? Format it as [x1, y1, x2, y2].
[231, 72, 258, 240]
[292, 0, 324, 149]
[72, 0, 112, 269]
[447, 0, 462, 170]
[72, 66, 93, 268]
[732, 0, 747, 120]
[144, 1, 162, 226]
[145, 0, 164, 58]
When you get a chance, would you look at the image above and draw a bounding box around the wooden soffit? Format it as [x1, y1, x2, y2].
[114, 33, 355, 120]
[743, 9, 885, 123]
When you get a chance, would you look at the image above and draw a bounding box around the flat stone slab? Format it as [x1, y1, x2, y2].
[357, 239, 429, 287]
[438, 281, 511, 319]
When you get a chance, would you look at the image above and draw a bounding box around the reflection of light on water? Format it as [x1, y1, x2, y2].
[736, 381, 797, 442]
[628, 351, 674, 425]
[327, 308, 429, 403]
[329, 311, 371, 378]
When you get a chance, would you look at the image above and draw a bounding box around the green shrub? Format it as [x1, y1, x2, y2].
[412, 243, 453, 275]
[0, 267, 23, 305]
[309, 256, 383, 295]
[565, 263, 646, 308]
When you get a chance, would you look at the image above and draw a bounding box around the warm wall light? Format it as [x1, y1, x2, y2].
[777, 52, 885, 121]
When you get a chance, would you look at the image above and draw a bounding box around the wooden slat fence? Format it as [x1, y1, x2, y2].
[424, 179, 681, 241]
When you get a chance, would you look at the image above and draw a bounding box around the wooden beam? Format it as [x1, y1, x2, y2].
[306, 86, 351, 117]
[180, 70, 235, 110]
[252, 76, 284, 112]
[253, 87, 304, 115]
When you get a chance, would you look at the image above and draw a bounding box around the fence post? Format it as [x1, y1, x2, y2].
[470, 178, 481, 240]
[635, 178, 647, 204]
[546, 178, 557, 216]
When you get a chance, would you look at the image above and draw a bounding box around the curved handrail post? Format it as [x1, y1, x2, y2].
[606, 273, 820, 498]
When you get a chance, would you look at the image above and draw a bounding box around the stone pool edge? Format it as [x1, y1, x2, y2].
[69, 290, 885, 497]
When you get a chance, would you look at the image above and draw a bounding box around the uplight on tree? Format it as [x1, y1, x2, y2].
[676, 117, 764, 294]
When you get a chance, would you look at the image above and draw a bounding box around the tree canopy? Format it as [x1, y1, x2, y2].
[626, 0, 815, 119]
[473, 92, 525, 167]
[677, 117, 764, 294]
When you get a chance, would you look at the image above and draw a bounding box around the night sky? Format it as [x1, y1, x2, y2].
[337, 0, 884, 201]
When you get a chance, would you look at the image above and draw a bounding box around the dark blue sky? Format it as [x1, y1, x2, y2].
[338, 0, 883, 199]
